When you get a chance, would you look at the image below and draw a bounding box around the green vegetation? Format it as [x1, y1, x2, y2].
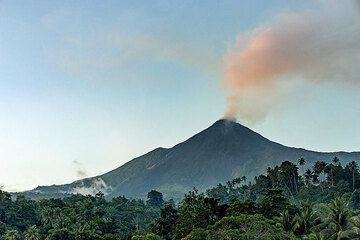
[2, 157, 360, 239]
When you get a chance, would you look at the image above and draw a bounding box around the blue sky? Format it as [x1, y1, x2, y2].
[1, 0, 359, 191]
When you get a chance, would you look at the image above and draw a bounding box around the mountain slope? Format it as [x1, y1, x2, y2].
[28, 119, 360, 199]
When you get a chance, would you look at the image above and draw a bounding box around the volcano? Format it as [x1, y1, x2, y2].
[27, 119, 360, 199]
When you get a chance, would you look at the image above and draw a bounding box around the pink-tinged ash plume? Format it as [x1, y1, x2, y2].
[223, 0, 360, 122]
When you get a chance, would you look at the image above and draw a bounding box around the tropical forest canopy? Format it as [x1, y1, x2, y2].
[1, 158, 360, 239]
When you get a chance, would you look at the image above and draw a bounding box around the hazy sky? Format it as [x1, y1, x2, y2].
[1, 0, 359, 191]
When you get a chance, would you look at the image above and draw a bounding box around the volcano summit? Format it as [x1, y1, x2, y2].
[28, 120, 360, 199]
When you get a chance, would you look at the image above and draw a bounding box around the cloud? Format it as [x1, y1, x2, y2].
[223, 0, 360, 122]
[40, 9, 220, 81]
[118, 34, 220, 75]
[53, 33, 220, 80]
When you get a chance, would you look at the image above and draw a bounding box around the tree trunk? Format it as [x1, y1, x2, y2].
[293, 173, 298, 193]
[282, 179, 293, 198]
[353, 171, 355, 191]
[320, 174, 323, 192]
[288, 175, 294, 193]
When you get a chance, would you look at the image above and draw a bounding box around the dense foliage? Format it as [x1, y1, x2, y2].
[2, 157, 360, 239]
[0, 191, 161, 239]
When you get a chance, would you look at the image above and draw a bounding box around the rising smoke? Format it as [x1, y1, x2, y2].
[70, 178, 112, 196]
[223, 0, 360, 122]
[71, 161, 112, 196]
[73, 160, 88, 178]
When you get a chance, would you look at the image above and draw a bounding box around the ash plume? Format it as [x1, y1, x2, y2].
[223, 0, 360, 122]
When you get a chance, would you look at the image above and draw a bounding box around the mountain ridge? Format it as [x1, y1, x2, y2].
[25, 119, 360, 199]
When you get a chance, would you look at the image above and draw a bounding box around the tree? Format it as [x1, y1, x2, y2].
[276, 210, 296, 232]
[1, 230, 21, 240]
[348, 215, 360, 239]
[331, 157, 341, 186]
[241, 176, 247, 183]
[0, 222, 6, 236]
[172, 190, 214, 240]
[131, 233, 161, 240]
[95, 191, 104, 198]
[299, 157, 306, 175]
[323, 157, 340, 188]
[231, 177, 242, 186]
[24, 225, 41, 240]
[267, 167, 278, 187]
[325, 164, 334, 188]
[348, 161, 358, 191]
[182, 228, 207, 240]
[101, 234, 118, 240]
[226, 199, 257, 216]
[203, 197, 228, 221]
[275, 161, 299, 195]
[280, 161, 299, 193]
[323, 196, 352, 240]
[185, 215, 296, 240]
[146, 190, 164, 208]
[293, 201, 317, 235]
[45, 228, 76, 240]
[350, 189, 360, 210]
[259, 189, 289, 218]
[313, 161, 327, 191]
[254, 175, 272, 193]
[153, 204, 178, 240]
[333, 157, 340, 166]
[312, 172, 320, 186]
[306, 232, 324, 240]
[304, 169, 313, 187]
[205, 184, 229, 204]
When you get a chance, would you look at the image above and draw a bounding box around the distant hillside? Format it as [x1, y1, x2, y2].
[25, 119, 360, 199]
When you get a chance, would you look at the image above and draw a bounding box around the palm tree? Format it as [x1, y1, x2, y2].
[241, 176, 246, 183]
[299, 157, 306, 175]
[349, 215, 360, 239]
[306, 232, 325, 240]
[231, 177, 242, 186]
[324, 196, 353, 240]
[281, 161, 299, 193]
[312, 173, 320, 185]
[325, 164, 334, 188]
[313, 161, 327, 191]
[40, 208, 54, 226]
[267, 167, 277, 187]
[24, 225, 41, 240]
[294, 201, 316, 235]
[2, 230, 21, 240]
[348, 161, 358, 191]
[333, 157, 340, 166]
[277, 169, 293, 197]
[276, 210, 296, 232]
[329, 157, 340, 187]
[304, 169, 313, 187]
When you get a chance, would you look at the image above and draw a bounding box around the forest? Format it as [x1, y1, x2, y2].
[1, 158, 360, 240]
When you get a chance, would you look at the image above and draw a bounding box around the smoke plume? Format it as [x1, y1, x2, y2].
[73, 160, 88, 178]
[223, 0, 360, 122]
[70, 178, 112, 196]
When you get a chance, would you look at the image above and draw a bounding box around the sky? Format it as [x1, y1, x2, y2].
[1, 0, 359, 191]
